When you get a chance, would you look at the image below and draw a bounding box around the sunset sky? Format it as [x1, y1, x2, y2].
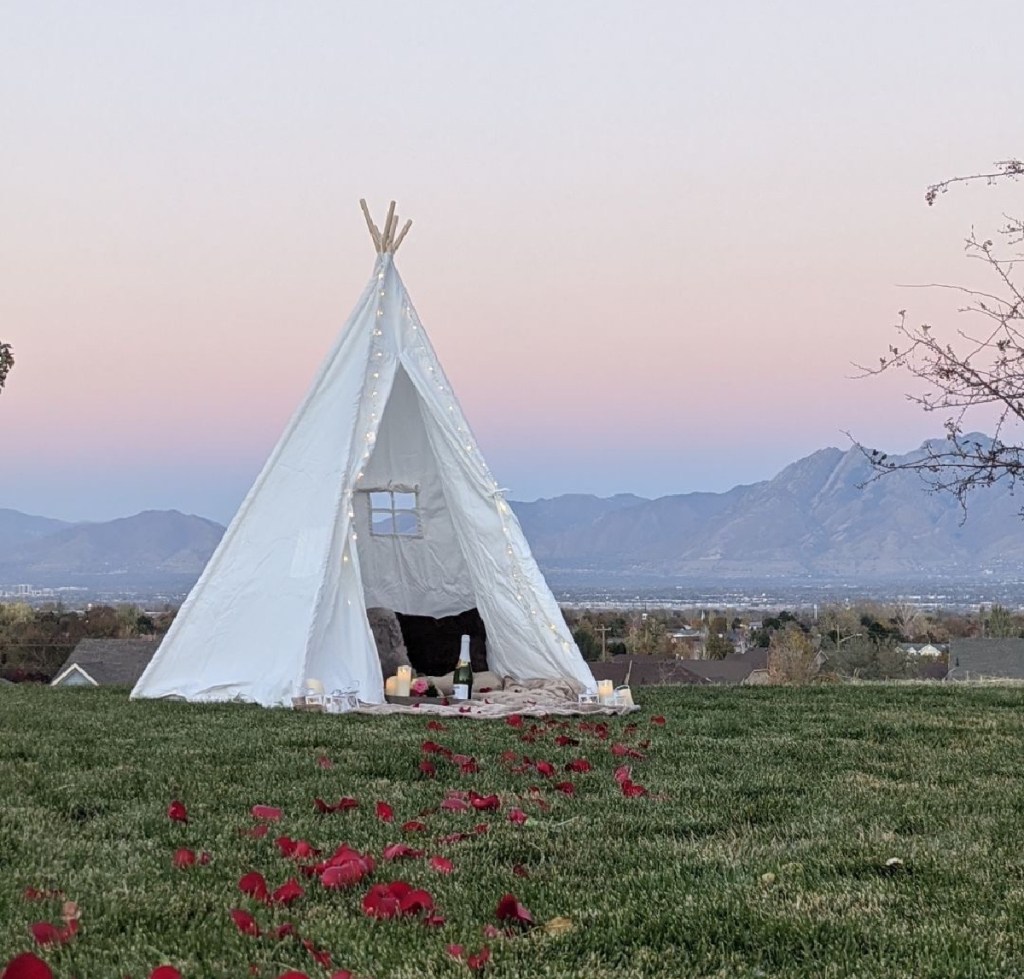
[2, 1, 1022, 523]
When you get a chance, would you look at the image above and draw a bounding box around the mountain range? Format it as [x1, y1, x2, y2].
[2, 438, 1022, 591]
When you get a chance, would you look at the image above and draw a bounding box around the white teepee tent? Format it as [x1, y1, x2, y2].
[132, 202, 596, 707]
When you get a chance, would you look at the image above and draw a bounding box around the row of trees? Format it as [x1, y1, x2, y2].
[564, 600, 1024, 679]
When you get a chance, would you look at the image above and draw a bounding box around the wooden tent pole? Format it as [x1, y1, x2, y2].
[392, 219, 413, 253]
[382, 201, 397, 252]
[359, 199, 382, 252]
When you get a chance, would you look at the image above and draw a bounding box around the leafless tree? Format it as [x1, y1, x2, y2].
[0, 342, 12, 393]
[856, 159, 1024, 513]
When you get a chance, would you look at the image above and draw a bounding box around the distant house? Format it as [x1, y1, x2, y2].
[898, 643, 947, 658]
[51, 638, 161, 688]
[590, 656, 709, 687]
[677, 648, 770, 685]
[948, 639, 1024, 681]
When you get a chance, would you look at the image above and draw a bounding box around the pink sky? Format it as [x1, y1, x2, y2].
[2, 2, 1022, 522]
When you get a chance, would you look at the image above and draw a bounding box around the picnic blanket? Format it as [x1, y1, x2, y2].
[354, 676, 638, 718]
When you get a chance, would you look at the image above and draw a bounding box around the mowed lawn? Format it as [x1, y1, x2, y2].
[2, 685, 1024, 979]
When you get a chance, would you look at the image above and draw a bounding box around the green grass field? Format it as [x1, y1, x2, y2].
[2, 685, 1024, 978]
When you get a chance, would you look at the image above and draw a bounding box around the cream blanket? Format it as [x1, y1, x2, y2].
[354, 676, 638, 718]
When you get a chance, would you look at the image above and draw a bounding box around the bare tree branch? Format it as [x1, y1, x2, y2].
[855, 160, 1024, 516]
[0, 342, 12, 394]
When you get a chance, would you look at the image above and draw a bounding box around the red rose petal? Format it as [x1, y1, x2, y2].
[446, 944, 464, 960]
[240, 824, 269, 839]
[172, 848, 196, 869]
[278, 973, 308, 979]
[230, 908, 261, 937]
[399, 888, 434, 915]
[321, 862, 366, 888]
[554, 781, 575, 795]
[426, 720, 445, 731]
[429, 856, 454, 874]
[317, 755, 334, 768]
[535, 761, 555, 777]
[375, 801, 394, 823]
[467, 946, 492, 970]
[382, 843, 424, 860]
[251, 805, 283, 822]
[419, 759, 436, 777]
[167, 800, 188, 823]
[507, 808, 528, 825]
[566, 758, 591, 772]
[512, 863, 529, 877]
[238, 872, 269, 902]
[495, 892, 534, 928]
[272, 878, 304, 905]
[402, 819, 427, 832]
[440, 797, 469, 812]
[149, 968, 182, 979]
[651, 715, 666, 724]
[506, 715, 523, 728]
[29, 921, 76, 947]
[2, 953, 53, 979]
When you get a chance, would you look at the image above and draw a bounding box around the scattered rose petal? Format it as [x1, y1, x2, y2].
[482, 923, 503, 939]
[535, 761, 555, 777]
[495, 893, 534, 928]
[620, 780, 648, 798]
[375, 801, 394, 823]
[238, 872, 269, 902]
[613, 765, 632, 785]
[167, 800, 188, 823]
[469, 792, 500, 811]
[446, 945, 465, 960]
[316, 755, 333, 769]
[21, 889, 61, 903]
[303, 939, 332, 967]
[426, 720, 445, 731]
[314, 797, 359, 814]
[383, 843, 424, 861]
[230, 909, 261, 937]
[402, 819, 427, 832]
[651, 715, 666, 725]
[251, 805, 283, 822]
[566, 758, 591, 773]
[506, 715, 523, 728]
[554, 781, 575, 795]
[512, 864, 529, 877]
[172, 848, 196, 869]
[321, 862, 366, 888]
[467, 946, 491, 970]
[507, 808, 528, 825]
[1, 954, 53, 979]
[429, 856, 454, 874]
[419, 759, 436, 777]
[440, 797, 469, 812]
[273, 878, 305, 905]
[474, 823, 490, 835]
[150, 968, 182, 979]
[29, 920, 77, 947]
[273, 922, 297, 940]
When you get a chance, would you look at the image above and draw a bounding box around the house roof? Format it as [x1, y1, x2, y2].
[681, 648, 770, 684]
[51, 638, 162, 687]
[589, 656, 708, 687]
[949, 639, 1024, 680]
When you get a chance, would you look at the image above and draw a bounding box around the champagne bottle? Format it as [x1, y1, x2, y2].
[452, 635, 472, 701]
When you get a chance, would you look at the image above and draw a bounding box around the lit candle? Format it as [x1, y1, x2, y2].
[597, 679, 614, 704]
[385, 676, 399, 697]
[396, 665, 412, 697]
[306, 678, 325, 695]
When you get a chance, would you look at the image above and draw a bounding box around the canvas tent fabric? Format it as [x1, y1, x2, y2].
[132, 226, 595, 707]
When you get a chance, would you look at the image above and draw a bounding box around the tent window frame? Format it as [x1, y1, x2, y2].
[365, 488, 422, 539]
